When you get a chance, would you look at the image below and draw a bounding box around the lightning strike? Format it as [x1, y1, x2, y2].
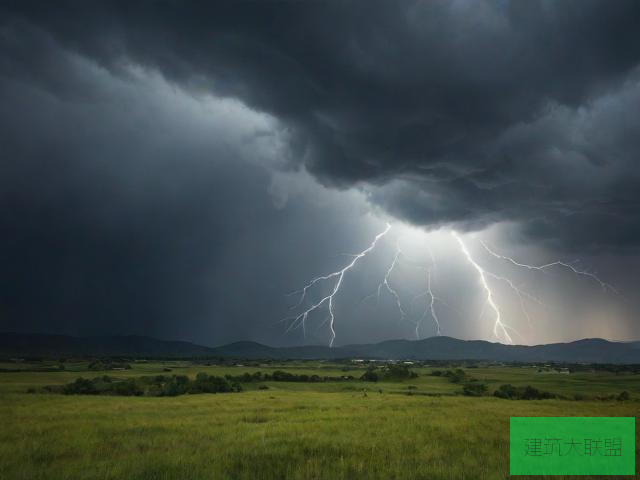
[409, 246, 442, 339]
[483, 270, 548, 329]
[286, 223, 391, 347]
[416, 268, 441, 338]
[360, 238, 443, 338]
[479, 240, 617, 294]
[376, 241, 407, 322]
[285, 223, 617, 347]
[423, 244, 444, 337]
[452, 231, 514, 344]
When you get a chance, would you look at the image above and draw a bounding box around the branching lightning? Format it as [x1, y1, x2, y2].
[284, 222, 617, 347]
[376, 241, 407, 322]
[415, 268, 441, 338]
[452, 231, 514, 344]
[285, 223, 391, 347]
[479, 240, 618, 294]
[406, 244, 442, 339]
[363, 240, 443, 339]
[483, 270, 548, 329]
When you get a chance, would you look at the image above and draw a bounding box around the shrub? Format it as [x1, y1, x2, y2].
[59, 373, 242, 397]
[493, 384, 518, 399]
[521, 386, 554, 400]
[191, 373, 234, 393]
[445, 369, 467, 383]
[360, 364, 418, 382]
[63, 378, 98, 395]
[617, 391, 630, 401]
[462, 381, 488, 397]
[360, 368, 379, 382]
[494, 384, 555, 400]
[225, 370, 349, 383]
[162, 379, 185, 397]
[88, 360, 131, 371]
[112, 379, 143, 396]
[384, 364, 418, 380]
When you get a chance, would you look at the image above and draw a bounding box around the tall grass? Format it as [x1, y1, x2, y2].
[0, 363, 638, 479]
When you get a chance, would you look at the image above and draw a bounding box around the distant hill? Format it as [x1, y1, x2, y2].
[0, 333, 213, 357]
[336, 337, 640, 364]
[1, 333, 639, 363]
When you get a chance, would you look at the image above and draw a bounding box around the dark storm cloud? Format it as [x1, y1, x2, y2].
[3, 0, 640, 251]
[1, 1, 640, 346]
[0, 24, 395, 345]
[0, 54, 259, 341]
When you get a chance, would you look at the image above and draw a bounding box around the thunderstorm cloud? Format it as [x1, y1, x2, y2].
[1, 1, 639, 345]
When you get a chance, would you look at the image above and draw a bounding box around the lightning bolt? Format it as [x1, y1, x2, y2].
[479, 240, 618, 294]
[376, 241, 407, 322]
[286, 223, 391, 347]
[417, 268, 441, 338]
[284, 224, 616, 347]
[452, 231, 514, 344]
[483, 270, 548, 329]
[409, 245, 442, 339]
[423, 244, 443, 337]
[359, 239, 444, 338]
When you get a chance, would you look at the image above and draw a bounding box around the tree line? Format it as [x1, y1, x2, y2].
[46, 373, 243, 397]
[41, 364, 422, 397]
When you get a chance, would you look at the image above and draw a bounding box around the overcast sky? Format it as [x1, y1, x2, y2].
[1, 1, 639, 347]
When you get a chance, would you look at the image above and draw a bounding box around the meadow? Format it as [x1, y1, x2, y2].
[0, 359, 638, 479]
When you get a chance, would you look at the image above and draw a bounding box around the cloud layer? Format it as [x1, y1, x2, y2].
[1, 1, 639, 345]
[4, 0, 640, 250]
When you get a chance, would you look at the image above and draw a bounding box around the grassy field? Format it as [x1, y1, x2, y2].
[0, 361, 638, 479]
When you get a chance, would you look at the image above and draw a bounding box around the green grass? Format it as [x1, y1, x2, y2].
[470, 366, 640, 398]
[0, 362, 638, 479]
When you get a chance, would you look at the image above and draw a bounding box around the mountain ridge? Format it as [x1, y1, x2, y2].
[1, 332, 639, 363]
